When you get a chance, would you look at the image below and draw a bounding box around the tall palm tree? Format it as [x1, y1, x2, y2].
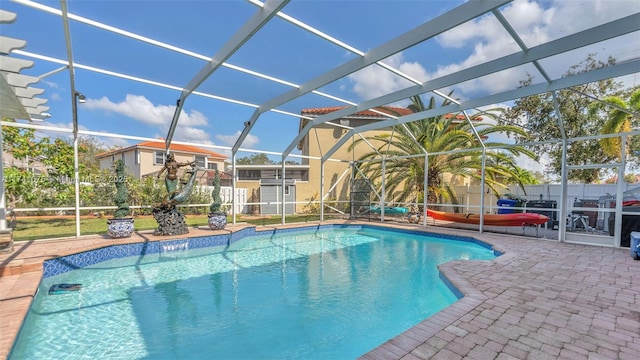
[349, 94, 537, 207]
[589, 88, 640, 158]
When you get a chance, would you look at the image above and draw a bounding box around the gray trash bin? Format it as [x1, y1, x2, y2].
[631, 232, 640, 260]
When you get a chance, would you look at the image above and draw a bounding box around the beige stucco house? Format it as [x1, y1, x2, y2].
[296, 106, 411, 211]
[96, 140, 227, 186]
[295, 106, 481, 212]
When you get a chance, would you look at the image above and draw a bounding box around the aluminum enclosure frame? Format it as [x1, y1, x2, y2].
[1, 0, 638, 247]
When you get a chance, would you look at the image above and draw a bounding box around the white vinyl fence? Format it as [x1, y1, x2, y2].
[202, 186, 248, 214]
[451, 183, 637, 214]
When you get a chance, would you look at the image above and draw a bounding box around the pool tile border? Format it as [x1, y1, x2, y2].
[42, 224, 499, 279]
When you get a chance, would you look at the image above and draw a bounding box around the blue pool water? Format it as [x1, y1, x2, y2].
[11, 226, 496, 359]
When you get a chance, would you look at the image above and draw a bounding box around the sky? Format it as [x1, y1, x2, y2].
[2, 0, 639, 169]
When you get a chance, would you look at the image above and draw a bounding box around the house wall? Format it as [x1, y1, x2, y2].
[302, 122, 395, 209]
[141, 150, 197, 178]
[98, 149, 145, 179]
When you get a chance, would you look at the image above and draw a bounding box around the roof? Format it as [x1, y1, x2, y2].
[301, 106, 413, 117]
[96, 141, 227, 159]
[301, 106, 482, 121]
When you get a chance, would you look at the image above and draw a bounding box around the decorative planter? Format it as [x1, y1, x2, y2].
[208, 212, 227, 230]
[107, 218, 135, 238]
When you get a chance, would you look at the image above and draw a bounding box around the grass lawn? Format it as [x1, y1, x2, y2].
[11, 214, 332, 241]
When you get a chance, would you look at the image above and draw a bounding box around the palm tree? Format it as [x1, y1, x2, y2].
[589, 89, 640, 158]
[349, 94, 537, 207]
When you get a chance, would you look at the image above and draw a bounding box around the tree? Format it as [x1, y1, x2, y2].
[1, 120, 109, 208]
[502, 54, 624, 183]
[1, 119, 42, 208]
[350, 94, 537, 206]
[78, 137, 105, 176]
[209, 170, 222, 213]
[236, 153, 275, 165]
[236, 153, 299, 165]
[504, 167, 540, 185]
[588, 88, 640, 162]
[113, 159, 130, 218]
[2, 120, 44, 159]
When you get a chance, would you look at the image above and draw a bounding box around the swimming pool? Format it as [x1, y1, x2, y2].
[10, 225, 497, 359]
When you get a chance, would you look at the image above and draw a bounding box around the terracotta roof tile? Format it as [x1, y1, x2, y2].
[301, 106, 481, 120]
[301, 105, 412, 117]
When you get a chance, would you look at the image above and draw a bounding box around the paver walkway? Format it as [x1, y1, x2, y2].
[1, 222, 638, 360]
[362, 226, 640, 360]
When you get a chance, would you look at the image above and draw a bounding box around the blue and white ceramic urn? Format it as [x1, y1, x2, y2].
[107, 218, 135, 238]
[208, 213, 227, 230]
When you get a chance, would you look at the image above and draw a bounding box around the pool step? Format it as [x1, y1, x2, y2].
[0, 258, 43, 276]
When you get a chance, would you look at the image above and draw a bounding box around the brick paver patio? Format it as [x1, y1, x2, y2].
[1, 222, 638, 359]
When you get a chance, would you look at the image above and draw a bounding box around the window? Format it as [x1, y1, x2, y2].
[208, 162, 218, 170]
[121, 153, 126, 165]
[284, 185, 291, 195]
[135, 149, 140, 164]
[154, 151, 165, 165]
[285, 169, 308, 181]
[261, 169, 277, 179]
[238, 170, 261, 180]
[194, 155, 206, 168]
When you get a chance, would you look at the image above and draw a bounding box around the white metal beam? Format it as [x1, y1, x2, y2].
[60, 0, 82, 238]
[232, 0, 512, 154]
[284, 13, 640, 159]
[165, 0, 290, 152]
[322, 59, 640, 161]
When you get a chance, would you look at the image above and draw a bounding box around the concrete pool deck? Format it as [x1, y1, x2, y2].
[1, 221, 638, 359]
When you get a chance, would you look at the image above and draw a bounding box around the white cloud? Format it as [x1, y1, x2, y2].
[216, 131, 260, 148]
[347, 0, 639, 100]
[48, 92, 62, 102]
[83, 94, 208, 127]
[173, 126, 211, 143]
[42, 80, 59, 89]
[79, 93, 219, 145]
[348, 53, 425, 100]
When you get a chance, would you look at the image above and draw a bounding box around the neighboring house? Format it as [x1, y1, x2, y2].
[296, 106, 409, 212]
[2, 152, 49, 175]
[96, 140, 228, 187]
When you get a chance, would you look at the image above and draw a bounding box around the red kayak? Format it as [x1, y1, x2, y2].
[426, 209, 549, 226]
